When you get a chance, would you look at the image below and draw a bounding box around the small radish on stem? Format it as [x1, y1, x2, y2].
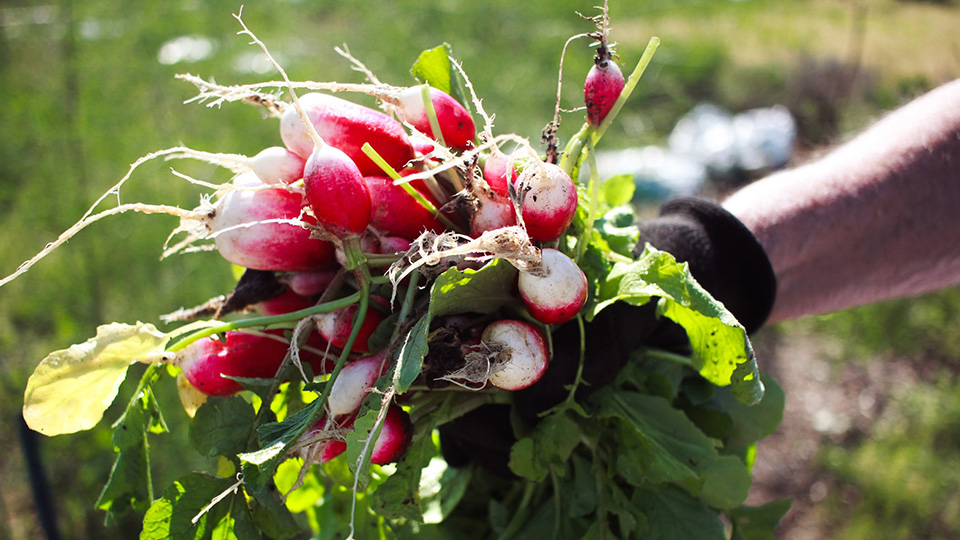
[208, 172, 337, 272]
[515, 162, 578, 242]
[168, 146, 306, 185]
[583, 2, 624, 127]
[280, 92, 416, 177]
[326, 352, 388, 417]
[396, 84, 476, 151]
[518, 248, 588, 325]
[481, 319, 549, 391]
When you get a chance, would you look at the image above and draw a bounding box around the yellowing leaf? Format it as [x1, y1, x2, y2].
[22, 322, 169, 436]
[177, 373, 208, 418]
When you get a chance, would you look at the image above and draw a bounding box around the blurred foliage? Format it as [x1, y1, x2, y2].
[0, 0, 958, 538]
[819, 374, 960, 540]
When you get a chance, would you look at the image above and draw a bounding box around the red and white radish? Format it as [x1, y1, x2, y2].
[482, 151, 517, 196]
[369, 405, 413, 464]
[396, 85, 476, 151]
[166, 146, 305, 185]
[584, 53, 624, 126]
[302, 143, 372, 241]
[365, 175, 444, 240]
[210, 172, 337, 271]
[306, 404, 411, 465]
[314, 298, 388, 354]
[518, 248, 588, 325]
[481, 319, 549, 391]
[247, 146, 306, 184]
[469, 189, 516, 237]
[515, 162, 578, 242]
[175, 331, 294, 396]
[280, 92, 415, 177]
[327, 352, 388, 417]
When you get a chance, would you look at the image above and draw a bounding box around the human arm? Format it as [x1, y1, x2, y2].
[722, 78, 960, 324]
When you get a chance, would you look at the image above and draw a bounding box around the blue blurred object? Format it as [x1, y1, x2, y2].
[590, 146, 709, 203]
[588, 103, 797, 204]
[669, 102, 797, 180]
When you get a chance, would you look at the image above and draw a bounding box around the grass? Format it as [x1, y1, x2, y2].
[1, 1, 958, 538]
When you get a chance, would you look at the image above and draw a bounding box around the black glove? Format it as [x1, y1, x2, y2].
[439, 196, 776, 476]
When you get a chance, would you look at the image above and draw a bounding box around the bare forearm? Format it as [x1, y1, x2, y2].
[723, 79, 960, 324]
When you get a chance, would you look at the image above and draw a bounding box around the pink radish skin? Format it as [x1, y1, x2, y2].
[176, 330, 329, 396]
[584, 56, 625, 126]
[280, 92, 415, 176]
[370, 405, 413, 464]
[327, 353, 388, 417]
[308, 405, 412, 465]
[518, 248, 588, 325]
[481, 320, 549, 391]
[516, 163, 578, 242]
[483, 152, 517, 196]
[303, 144, 372, 239]
[212, 173, 337, 271]
[281, 269, 339, 297]
[396, 85, 476, 151]
[315, 297, 388, 354]
[365, 176, 444, 240]
[248, 146, 306, 184]
[256, 289, 316, 316]
[377, 235, 412, 254]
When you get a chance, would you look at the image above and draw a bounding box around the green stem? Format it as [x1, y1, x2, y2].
[361, 142, 462, 232]
[389, 272, 420, 344]
[165, 292, 362, 353]
[591, 36, 660, 146]
[420, 83, 448, 148]
[497, 481, 536, 540]
[638, 347, 695, 368]
[574, 138, 602, 264]
[558, 123, 590, 178]
[557, 36, 660, 179]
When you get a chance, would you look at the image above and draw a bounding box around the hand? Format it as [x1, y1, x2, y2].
[438, 196, 776, 476]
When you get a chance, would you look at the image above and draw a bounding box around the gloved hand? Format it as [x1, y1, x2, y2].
[438, 196, 777, 477]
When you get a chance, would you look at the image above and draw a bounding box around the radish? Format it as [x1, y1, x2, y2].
[376, 235, 412, 255]
[469, 188, 516, 237]
[210, 172, 337, 271]
[175, 331, 302, 396]
[326, 352, 388, 417]
[365, 175, 444, 240]
[482, 151, 517, 196]
[314, 297, 388, 354]
[280, 268, 340, 297]
[481, 320, 549, 391]
[247, 146, 306, 184]
[280, 92, 416, 176]
[518, 248, 588, 325]
[256, 289, 316, 316]
[515, 162, 578, 242]
[166, 146, 305, 185]
[302, 143, 372, 240]
[304, 414, 352, 463]
[306, 404, 411, 465]
[396, 85, 476, 151]
[583, 48, 624, 126]
[369, 405, 413, 465]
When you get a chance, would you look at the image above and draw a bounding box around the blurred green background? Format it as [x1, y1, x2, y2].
[1, 0, 958, 538]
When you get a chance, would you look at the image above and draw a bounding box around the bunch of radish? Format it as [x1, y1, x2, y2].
[158, 48, 613, 465]
[15, 5, 650, 520]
